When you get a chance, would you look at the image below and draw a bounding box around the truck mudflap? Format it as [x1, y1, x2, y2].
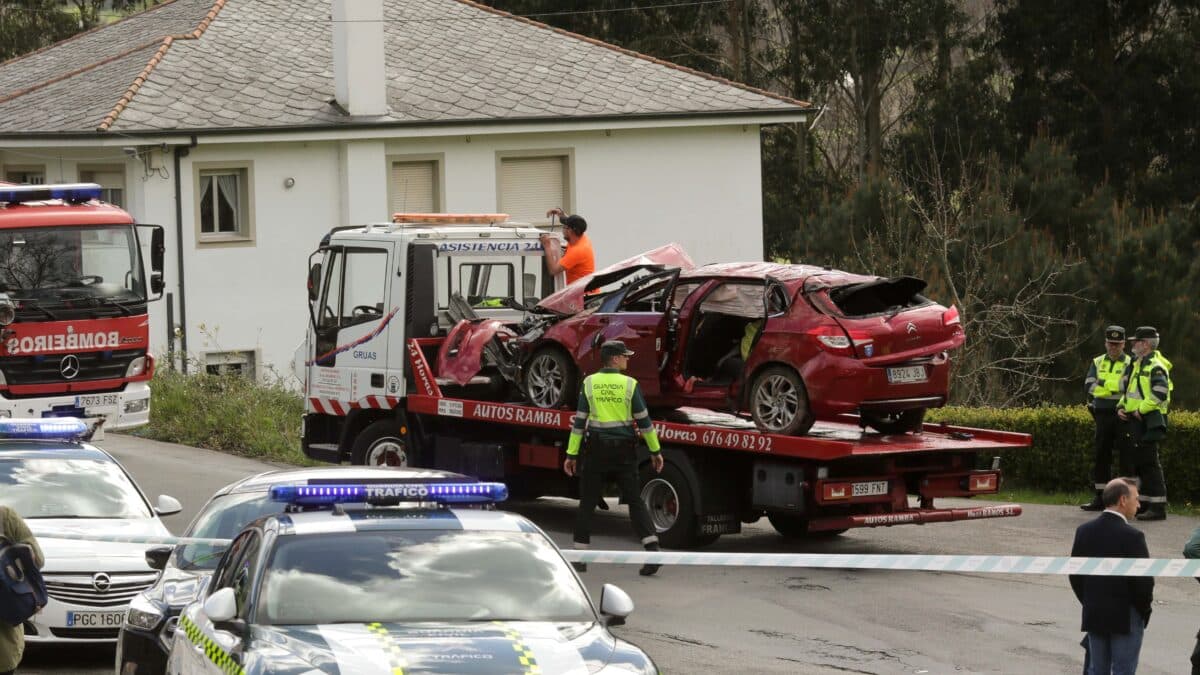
[807, 503, 1023, 532]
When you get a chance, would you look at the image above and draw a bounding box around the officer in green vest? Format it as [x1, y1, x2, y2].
[1117, 326, 1174, 521]
[1081, 325, 1133, 511]
[564, 340, 665, 576]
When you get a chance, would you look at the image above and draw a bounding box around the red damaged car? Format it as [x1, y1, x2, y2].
[441, 246, 965, 435]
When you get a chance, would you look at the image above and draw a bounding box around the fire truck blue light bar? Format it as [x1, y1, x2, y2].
[269, 482, 509, 505]
[0, 183, 103, 204]
[0, 418, 89, 440]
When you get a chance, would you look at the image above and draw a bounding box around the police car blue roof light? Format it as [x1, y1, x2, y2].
[269, 481, 509, 506]
[0, 183, 103, 205]
[0, 418, 89, 440]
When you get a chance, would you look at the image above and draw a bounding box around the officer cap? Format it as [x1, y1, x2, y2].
[1130, 326, 1159, 340]
[1104, 325, 1125, 343]
[600, 340, 635, 359]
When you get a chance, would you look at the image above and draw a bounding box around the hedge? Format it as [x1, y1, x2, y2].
[926, 406, 1200, 504]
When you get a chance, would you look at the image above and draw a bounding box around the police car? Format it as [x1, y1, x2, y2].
[0, 418, 183, 643]
[118, 467, 451, 675]
[164, 475, 657, 675]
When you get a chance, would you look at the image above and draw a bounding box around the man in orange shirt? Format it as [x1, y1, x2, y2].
[541, 207, 595, 285]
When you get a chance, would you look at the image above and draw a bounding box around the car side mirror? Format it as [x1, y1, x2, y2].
[145, 546, 172, 571]
[203, 587, 237, 623]
[307, 263, 322, 303]
[154, 494, 182, 516]
[599, 583, 634, 627]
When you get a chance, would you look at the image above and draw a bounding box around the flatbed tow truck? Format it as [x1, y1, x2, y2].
[299, 214, 1030, 548]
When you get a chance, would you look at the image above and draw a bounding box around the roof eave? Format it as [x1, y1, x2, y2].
[0, 107, 810, 143]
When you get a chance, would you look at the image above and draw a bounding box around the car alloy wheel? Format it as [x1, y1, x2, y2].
[640, 478, 680, 533]
[527, 353, 565, 407]
[752, 373, 800, 432]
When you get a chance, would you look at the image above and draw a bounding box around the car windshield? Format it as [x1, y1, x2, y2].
[0, 225, 146, 307]
[258, 530, 594, 625]
[0, 457, 152, 519]
[178, 492, 279, 570]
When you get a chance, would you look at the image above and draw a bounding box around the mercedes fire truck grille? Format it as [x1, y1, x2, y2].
[0, 348, 142, 389]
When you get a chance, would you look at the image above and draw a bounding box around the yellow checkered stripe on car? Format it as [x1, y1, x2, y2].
[365, 622, 409, 675]
[496, 622, 540, 674]
[179, 614, 245, 675]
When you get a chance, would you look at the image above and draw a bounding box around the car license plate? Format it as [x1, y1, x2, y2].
[886, 365, 927, 384]
[76, 394, 119, 408]
[852, 480, 889, 497]
[66, 610, 125, 627]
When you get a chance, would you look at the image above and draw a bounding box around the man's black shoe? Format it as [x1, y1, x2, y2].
[1080, 498, 1104, 512]
[638, 563, 660, 577]
[1136, 502, 1149, 516]
[572, 561, 587, 573]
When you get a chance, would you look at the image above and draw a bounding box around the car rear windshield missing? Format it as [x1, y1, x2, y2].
[828, 276, 930, 316]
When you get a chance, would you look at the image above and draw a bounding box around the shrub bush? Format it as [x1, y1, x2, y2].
[135, 368, 309, 465]
[928, 406, 1200, 504]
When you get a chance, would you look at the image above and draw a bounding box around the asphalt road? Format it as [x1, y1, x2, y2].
[21, 433, 1200, 674]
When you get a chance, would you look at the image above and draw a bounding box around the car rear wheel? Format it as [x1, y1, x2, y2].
[749, 366, 815, 435]
[524, 347, 578, 409]
[351, 419, 418, 467]
[861, 408, 926, 434]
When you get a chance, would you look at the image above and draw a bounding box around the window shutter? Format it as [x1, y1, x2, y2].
[499, 156, 566, 224]
[391, 162, 436, 213]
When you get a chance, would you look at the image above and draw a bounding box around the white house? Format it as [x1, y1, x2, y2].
[0, 0, 809, 380]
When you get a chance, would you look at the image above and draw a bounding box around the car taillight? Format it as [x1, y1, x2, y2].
[809, 326, 873, 357]
[809, 326, 852, 354]
[943, 305, 961, 327]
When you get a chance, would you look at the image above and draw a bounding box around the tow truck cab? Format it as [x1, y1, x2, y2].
[298, 214, 554, 465]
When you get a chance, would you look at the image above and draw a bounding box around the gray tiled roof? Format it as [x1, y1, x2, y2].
[0, 0, 809, 136]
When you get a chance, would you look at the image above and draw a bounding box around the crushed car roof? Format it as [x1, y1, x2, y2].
[536, 242, 696, 315]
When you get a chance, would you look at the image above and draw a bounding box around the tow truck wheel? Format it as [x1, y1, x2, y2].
[639, 462, 718, 548]
[524, 347, 578, 409]
[749, 366, 815, 436]
[767, 513, 847, 539]
[352, 419, 415, 467]
[860, 409, 926, 435]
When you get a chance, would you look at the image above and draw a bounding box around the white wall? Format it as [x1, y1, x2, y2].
[5, 123, 765, 381]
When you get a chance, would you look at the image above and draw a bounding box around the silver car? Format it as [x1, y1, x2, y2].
[0, 419, 181, 643]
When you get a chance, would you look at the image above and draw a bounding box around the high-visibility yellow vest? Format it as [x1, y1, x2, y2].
[583, 371, 637, 431]
[1090, 353, 1130, 402]
[1120, 351, 1173, 415]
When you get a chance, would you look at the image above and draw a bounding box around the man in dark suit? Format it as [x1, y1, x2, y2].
[1071, 477, 1154, 675]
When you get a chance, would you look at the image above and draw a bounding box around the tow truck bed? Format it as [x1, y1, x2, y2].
[400, 338, 1029, 536]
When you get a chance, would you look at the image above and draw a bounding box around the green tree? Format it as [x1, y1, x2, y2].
[994, 0, 1200, 206]
[0, 1, 79, 61]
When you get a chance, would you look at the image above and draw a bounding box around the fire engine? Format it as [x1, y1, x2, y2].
[298, 214, 1030, 548]
[0, 183, 164, 431]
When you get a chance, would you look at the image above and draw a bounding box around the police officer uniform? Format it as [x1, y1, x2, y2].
[566, 340, 663, 576]
[1117, 326, 1174, 521]
[1081, 326, 1133, 511]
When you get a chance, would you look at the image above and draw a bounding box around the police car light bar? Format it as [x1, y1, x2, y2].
[269, 482, 509, 506]
[0, 418, 89, 440]
[0, 183, 103, 205]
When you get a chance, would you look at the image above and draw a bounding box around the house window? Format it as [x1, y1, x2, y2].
[498, 155, 569, 224]
[390, 160, 438, 214]
[79, 167, 125, 207]
[194, 163, 254, 245]
[204, 350, 258, 379]
[4, 167, 45, 185]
